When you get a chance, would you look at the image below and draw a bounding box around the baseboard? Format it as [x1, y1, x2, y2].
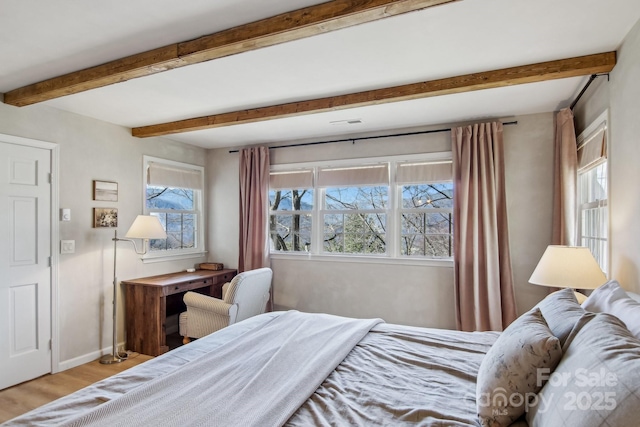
[56, 340, 126, 372]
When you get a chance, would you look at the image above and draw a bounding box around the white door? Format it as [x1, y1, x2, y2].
[0, 141, 52, 390]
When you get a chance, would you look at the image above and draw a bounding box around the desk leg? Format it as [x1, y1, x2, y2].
[156, 295, 169, 355]
[126, 286, 168, 356]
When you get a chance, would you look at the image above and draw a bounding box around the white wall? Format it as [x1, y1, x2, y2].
[0, 87, 559, 373]
[574, 17, 640, 292]
[504, 114, 556, 315]
[0, 101, 207, 367]
[2, 15, 637, 366]
[207, 113, 552, 329]
[573, 77, 610, 133]
[608, 17, 640, 292]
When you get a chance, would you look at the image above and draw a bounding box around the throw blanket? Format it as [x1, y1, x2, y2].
[63, 311, 383, 427]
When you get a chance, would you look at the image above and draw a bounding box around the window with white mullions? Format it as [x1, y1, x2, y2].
[580, 201, 607, 268]
[400, 211, 453, 257]
[269, 189, 313, 252]
[148, 209, 196, 251]
[319, 164, 389, 255]
[577, 112, 609, 274]
[579, 162, 608, 273]
[268, 153, 453, 261]
[144, 156, 205, 259]
[397, 162, 453, 258]
[322, 185, 388, 254]
[269, 170, 314, 252]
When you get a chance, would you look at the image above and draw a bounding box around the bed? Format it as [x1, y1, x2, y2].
[3, 280, 640, 427]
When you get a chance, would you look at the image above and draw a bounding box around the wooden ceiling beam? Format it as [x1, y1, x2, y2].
[3, 0, 458, 107]
[132, 51, 617, 138]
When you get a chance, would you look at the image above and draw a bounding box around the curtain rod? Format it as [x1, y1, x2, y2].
[228, 120, 518, 153]
[570, 73, 609, 111]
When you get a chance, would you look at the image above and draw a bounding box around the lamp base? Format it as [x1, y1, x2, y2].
[574, 290, 588, 304]
[99, 352, 127, 365]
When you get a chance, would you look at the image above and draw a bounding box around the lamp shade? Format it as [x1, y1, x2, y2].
[124, 215, 167, 239]
[529, 245, 607, 290]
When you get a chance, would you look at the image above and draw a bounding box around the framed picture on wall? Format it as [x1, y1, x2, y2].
[93, 180, 118, 201]
[93, 208, 118, 228]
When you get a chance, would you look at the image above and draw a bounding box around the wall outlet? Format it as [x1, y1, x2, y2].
[60, 240, 75, 254]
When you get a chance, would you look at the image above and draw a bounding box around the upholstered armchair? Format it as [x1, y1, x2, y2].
[179, 267, 272, 344]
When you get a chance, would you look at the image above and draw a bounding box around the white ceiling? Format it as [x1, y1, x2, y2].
[2, 0, 640, 149]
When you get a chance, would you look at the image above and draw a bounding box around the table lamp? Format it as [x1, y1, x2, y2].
[100, 215, 167, 364]
[529, 245, 607, 304]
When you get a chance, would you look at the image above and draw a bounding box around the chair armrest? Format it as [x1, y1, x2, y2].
[184, 291, 233, 316]
[182, 292, 239, 338]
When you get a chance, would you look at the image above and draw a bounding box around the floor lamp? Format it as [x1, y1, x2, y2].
[100, 215, 167, 364]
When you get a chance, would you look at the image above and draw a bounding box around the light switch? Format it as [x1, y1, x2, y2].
[61, 240, 75, 254]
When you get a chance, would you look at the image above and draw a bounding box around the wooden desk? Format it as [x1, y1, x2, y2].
[123, 269, 236, 356]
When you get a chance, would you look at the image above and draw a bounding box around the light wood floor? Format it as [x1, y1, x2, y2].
[0, 353, 153, 423]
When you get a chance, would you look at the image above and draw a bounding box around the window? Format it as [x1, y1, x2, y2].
[269, 154, 453, 260]
[320, 164, 389, 255]
[269, 170, 313, 252]
[577, 113, 608, 273]
[144, 156, 205, 260]
[397, 161, 453, 258]
[400, 183, 453, 257]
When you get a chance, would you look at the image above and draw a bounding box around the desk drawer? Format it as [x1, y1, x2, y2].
[164, 279, 211, 295]
[214, 272, 234, 284]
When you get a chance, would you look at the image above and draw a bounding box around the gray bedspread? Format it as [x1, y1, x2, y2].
[3, 311, 502, 427]
[288, 322, 499, 426]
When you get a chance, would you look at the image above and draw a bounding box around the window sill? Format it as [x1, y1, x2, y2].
[269, 252, 453, 268]
[141, 251, 207, 264]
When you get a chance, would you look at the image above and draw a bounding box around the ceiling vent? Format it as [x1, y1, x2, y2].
[330, 119, 362, 125]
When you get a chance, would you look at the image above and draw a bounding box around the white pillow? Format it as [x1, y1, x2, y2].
[582, 280, 640, 339]
[476, 308, 562, 426]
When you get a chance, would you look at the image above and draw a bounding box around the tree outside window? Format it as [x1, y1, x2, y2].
[269, 189, 313, 252]
[268, 157, 454, 259]
[323, 186, 387, 254]
[143, 156, 204, 258]
[400, 183, 453, 257]
[146, 186, 197, 251]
